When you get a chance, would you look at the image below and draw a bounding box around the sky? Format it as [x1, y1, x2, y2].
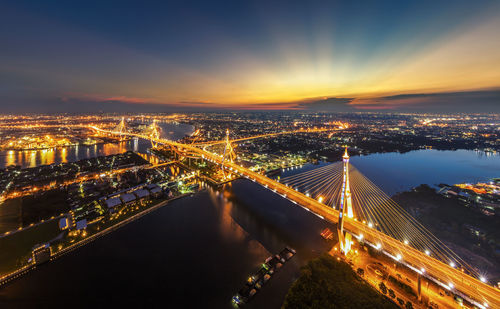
[1, 0, 499, 113]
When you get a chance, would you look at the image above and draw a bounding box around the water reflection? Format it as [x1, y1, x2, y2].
[61, 147, 67, 163]
[281, 150, 500, 196]
[6, 150, 15, 167]
[0, 178, 332, 308]
[0, 122, 193, 169]
[0, 139, 151, 168]
[137, 152, 160, 165]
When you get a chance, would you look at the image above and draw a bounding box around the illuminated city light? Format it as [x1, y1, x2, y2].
[1, 113, 495, 307]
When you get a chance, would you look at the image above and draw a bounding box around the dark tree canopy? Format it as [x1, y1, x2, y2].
[282, 254, 398, 309]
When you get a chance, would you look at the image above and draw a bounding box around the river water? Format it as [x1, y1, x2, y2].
[0, 122, 194, 168]
[0, 181, 333, 308]
[1, 129, 499, 308]
[280, 149, 500, 195]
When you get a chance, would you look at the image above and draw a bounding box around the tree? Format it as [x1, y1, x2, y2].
[283, 254, 398, 309]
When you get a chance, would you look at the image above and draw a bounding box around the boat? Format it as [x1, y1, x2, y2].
[232, 247, 296, 306]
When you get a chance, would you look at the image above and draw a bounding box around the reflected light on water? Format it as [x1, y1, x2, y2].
[29, 151, 36, 168]
[61, 147, 67, 163]
[6, 150, 15, 167]
[2, 141, 137, 168]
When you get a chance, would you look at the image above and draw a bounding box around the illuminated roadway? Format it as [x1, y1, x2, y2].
[192, 127, 345, 146]
[90, 126, 499, 309]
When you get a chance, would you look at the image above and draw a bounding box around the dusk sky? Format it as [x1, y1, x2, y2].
[1, 0, 499, 113]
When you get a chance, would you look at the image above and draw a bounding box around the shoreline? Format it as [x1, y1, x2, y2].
[0, 191, 196, 288]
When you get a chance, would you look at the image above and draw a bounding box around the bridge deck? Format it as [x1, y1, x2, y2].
[93, 127, 500, 309]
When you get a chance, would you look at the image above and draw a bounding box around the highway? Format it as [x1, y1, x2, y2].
[91, 126, 500, 309]
[192, 126, 345, 146]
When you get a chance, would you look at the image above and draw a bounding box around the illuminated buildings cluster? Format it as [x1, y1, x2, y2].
[440, 179, 500, 216]
[1, 134, 73, 150]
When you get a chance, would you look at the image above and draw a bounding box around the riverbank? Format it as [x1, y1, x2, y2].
[0, 191, 195, 287]
[0, 179, 333, 308]
[282, 254, 398, 309]
[392, 184, 500, 283]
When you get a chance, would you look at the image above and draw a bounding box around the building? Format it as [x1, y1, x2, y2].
[58, 217, 69, 230]
[105, 196, 122, 211]
[146, 184, 163, 198]
[120, 193, 136, 206]
[75, 219, 87, 230]
[133, 188, 150, 200]
[32, 243, 51, 265]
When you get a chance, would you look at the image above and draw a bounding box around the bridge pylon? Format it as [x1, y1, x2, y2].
[221, 129, 236, 179]
[113, 117, 127, 141]
[148, 119, 161, 148]
[338, 146, 354, 255]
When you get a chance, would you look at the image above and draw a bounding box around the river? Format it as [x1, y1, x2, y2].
[0, 146, 499, 307]
[0, 122, 194, 168]
[280, 149, 500, 195]
[0, 181, 333, 308]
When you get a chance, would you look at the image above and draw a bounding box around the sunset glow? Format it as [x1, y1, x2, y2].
[1, 1, 499, 112]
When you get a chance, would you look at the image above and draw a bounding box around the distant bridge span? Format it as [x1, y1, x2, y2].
[90, 125, 499, 309]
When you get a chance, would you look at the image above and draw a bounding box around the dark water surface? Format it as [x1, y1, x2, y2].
[1, 147, 499, 308]
[0, 180, 332, 308]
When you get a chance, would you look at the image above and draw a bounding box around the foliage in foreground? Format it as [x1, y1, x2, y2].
[282, 254, 398, 309]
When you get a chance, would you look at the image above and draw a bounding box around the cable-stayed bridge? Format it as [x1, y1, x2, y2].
[279, 154, 477, 273]
[90, 120, 499, 309]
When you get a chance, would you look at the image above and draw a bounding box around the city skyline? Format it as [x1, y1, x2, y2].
[1, 0, 500, 113]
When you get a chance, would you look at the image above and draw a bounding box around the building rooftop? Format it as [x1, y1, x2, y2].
[121, 193, 136, 203]
[134, 189, 150, 199]
[76, 219, 87, 230]
[105, 197, 122, 208]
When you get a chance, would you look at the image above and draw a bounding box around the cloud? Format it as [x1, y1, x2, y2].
[350, 90, 500, 112]
[62, 93, 156, 105]
[296, 97, 355, 111]
[2, 88, 498, 114]
[296, 89, 500, 113]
